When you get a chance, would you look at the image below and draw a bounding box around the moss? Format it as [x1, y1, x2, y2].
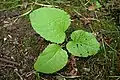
[91, 19, 117, 31]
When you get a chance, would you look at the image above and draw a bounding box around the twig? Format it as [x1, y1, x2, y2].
[73, 9, 86, 19]
[34, 2, 58, 7]
[14, 69, 23, 80]
[73, 9, 100, 22]
[0, 57, 20, 66]
[57, 73, 81, 78]
[21, 70, 36, 77]
[108, 76, 120, 78]
[104, 41, 120, 55]
[80, 18, 100, 22]
[12, 1, 58, 23]
[12, 5, 33, 23]
[78, 0, 88, 10]
[0, 64, 16, 68]
[0, 0, 19, 3]
[101, 35, 108, 60]
[101, 29, 120, 33]
[0, 5, 22, 12]
[108, 76, 120, 80]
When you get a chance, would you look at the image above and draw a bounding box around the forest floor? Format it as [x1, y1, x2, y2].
[0, 0, 120, 80]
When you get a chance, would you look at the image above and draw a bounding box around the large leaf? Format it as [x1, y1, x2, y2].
[29, 8, 71, 43]
[34, 44, 68, 73]
[66, 30, 100, 57]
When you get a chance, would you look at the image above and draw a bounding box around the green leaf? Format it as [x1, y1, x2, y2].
[89, 0, 102, 9]
[34, 44, 68, 73]
[66, 30, 100, 57]
[95, 1, 102, 9]
[29, 8, 71, 43]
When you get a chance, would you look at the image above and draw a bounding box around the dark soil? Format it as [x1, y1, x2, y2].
[0, 10, 48, 80]
[0, 0, 120, 80]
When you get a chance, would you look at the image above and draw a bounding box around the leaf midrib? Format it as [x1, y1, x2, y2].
[40, 48, 61, 70]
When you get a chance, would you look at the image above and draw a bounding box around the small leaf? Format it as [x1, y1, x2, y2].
[34, 44, 68, 73]
[29, 8, 71, 43]
[66, 30, 100, 57]
[95, 1, 102, 9]
[88, 0, 102, 10]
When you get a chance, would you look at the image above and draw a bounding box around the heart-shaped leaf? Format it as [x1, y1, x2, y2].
[29, 8, 71, 43]
[66, 30, 100, 57]
[34, 44, 68, 73]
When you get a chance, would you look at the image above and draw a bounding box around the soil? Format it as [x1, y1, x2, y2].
[0, 0, 120, 80]
[0, 10, 48, 80]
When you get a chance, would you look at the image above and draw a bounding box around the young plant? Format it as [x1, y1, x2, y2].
[29, 8, 100, 73]
[90, 0, 102, 9]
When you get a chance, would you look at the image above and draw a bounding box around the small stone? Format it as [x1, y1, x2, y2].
[3, 21, 9, 24]
[83, 68, 90, 72]
[8, 34, 12, 38]
[4, 37, 7, 41]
